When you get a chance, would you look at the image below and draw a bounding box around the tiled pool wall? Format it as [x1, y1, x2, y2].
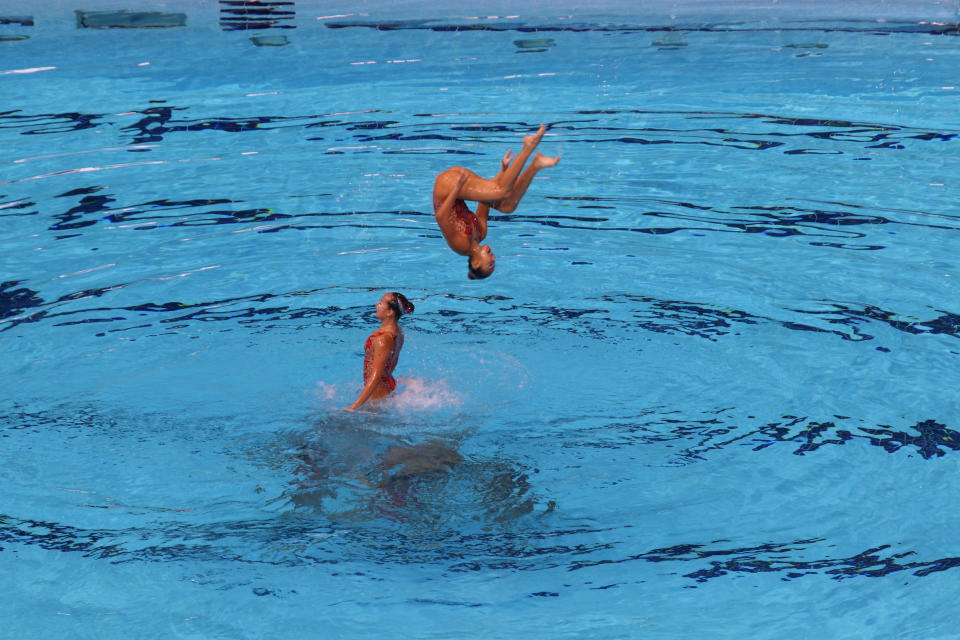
[1, 0, 957, 37]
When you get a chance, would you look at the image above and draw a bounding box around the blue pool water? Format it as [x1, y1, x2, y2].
[2, 1, 959, 637]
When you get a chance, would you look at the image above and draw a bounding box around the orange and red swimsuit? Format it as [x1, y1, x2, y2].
[363, 329, 404, 392]
[453, 200, 481, 241]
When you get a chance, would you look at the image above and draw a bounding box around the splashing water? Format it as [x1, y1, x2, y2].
[387, 376, 463, 411]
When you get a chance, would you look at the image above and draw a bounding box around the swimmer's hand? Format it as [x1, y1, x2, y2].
[500, 150, 514, 172]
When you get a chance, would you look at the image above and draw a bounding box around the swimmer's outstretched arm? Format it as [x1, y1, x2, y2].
[474, 150, 513, 236]
[435, 172, 472, 250]
[345, 333, 394, 410]
[493, 149, 513, 182]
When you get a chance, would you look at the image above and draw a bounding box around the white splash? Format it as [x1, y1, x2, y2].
[314, 381, 340, 400]
[385, 377, 463, 411]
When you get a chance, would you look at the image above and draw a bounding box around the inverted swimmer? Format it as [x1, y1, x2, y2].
[345, 292, 415, 410]
[433, 124, 560, 279]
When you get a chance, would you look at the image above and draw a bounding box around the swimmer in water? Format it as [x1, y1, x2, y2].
[433, 124, 560, 279]
[345, 292, 415, 410]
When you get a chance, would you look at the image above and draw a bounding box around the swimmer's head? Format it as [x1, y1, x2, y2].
[378, 291, 414, 320]
[468, 245, 495, 280]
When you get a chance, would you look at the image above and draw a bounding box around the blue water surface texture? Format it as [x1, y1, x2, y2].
[2, 0, 959, 638]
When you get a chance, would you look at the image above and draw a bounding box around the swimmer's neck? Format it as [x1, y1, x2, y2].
[468, 242, 483, 257]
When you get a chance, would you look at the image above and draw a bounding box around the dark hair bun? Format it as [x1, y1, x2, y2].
[393, 292, 414, 315]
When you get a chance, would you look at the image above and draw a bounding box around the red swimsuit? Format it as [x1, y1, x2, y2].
[363, 329, 403, 392]
[453, 200, 481, 240]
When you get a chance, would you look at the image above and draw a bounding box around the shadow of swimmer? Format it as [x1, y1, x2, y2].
[268, 420, 555, 528]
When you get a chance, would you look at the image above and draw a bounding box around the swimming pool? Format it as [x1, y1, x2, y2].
[3, 0, 959, 637]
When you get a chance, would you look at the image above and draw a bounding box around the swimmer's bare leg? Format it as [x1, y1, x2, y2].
[453, 170, 511, 203]
[493, 153, 560, 213]
[453, 125, 547, 203]
[493, 124, 546, 191]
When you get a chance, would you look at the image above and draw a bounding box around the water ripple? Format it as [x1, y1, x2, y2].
[1, 512, 956, 587]
[4, 282, 959, 348]
[554, 410, 960, 464]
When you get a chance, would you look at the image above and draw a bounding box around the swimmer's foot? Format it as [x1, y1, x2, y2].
[532, 152, 560, 169]
[523, 124, 547, 148]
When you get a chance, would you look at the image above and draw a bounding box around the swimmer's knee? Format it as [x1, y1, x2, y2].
[489, 185, 510, 202]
